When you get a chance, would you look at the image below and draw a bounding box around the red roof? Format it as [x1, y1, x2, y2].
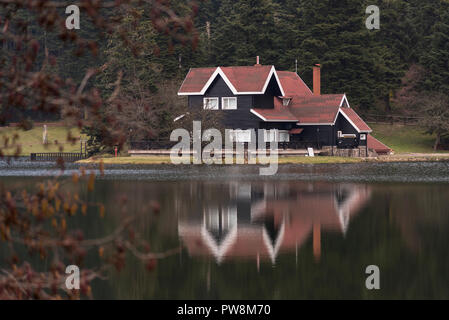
[178, 65, 279, 95]
[178, 67, 215, 94]
[251, 106, 297, 122]
[277, 71, 312, 96]
[221, 65, 273, 93]
[271, 94, 342, 124]
[290, 128, 304, 134]
[290, 105, 340, 124]
[339, 107, 372, 132]
[368, 135, 391, 154]
[290, 94, 344, 108]
[252, 95, 369, 127]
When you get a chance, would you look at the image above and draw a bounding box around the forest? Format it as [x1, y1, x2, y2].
[1, 0, 449, 151]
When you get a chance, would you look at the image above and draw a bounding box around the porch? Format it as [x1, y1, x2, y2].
[127, 140, 327, 156]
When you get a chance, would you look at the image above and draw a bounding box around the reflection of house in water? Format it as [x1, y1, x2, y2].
[178, 182, 371, 264]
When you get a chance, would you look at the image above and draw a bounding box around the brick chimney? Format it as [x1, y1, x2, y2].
[254, 56, 261, 66]
[313, 64, 321, 95]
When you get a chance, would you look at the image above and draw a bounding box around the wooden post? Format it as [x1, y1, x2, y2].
[42, 125, 48, 145]
[313, 222, 321, 261]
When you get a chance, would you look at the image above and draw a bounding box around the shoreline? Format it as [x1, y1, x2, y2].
[77, 153, 449, 165]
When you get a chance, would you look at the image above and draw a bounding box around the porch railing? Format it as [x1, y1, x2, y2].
[129, 140, 321, 151]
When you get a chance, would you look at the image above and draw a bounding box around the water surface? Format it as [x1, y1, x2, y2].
[1, 160, 448, 299]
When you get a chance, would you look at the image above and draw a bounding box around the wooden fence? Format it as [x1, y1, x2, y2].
[30, 152, 86, 162]
[129, 140, 320, 151]
[363, 113, 426, 125]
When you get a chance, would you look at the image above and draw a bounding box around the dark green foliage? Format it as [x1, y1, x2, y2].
[8, 0, 447, 152]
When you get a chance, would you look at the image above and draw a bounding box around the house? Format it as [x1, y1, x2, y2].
[178, 58, 391, 156]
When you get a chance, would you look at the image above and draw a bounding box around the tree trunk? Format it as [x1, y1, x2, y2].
[434, 132, 441, 151]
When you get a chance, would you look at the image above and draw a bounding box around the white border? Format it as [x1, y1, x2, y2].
[250, 109, 297, 122]
[262, 218, 285, 264]
[338, 108, 372, 133]
[339, 94, 350, 108]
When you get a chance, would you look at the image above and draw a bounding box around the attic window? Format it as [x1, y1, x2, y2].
[203, 97, 219, 110]
[282, 98, 291, 106]
[222, 97, 237, 110]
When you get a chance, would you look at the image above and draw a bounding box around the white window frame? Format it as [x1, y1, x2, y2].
[203, 97, 219, 110]
[231, 129, 252, 143]
[264, 129, 277, 142]
[222, 97, 237, 110]
[278, 130, 290, 142]
[360, 134, 367, 140]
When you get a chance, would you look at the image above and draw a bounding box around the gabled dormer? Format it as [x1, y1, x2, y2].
[178, 64, 285, 111]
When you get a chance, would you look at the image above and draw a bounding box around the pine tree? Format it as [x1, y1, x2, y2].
[211, 0, 280, 66]
[420, 1, 449, 94]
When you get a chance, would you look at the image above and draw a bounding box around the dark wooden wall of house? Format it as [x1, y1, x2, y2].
[188, 75, 261, 130]
[253, 75, 281, 109]
[334, 113, 367, 147]
[293, 125, 335, 147]
[291, 113, 368, 148]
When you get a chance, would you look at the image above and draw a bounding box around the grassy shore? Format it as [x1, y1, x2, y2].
[0, 124, 85, 156]
[77, 123, 449, 165]
[78, 153, 449, 165]
[78, 155, 364, 165]
[369, 123, 448, 154]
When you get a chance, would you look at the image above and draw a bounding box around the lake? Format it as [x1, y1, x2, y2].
[1, 159, 448, 299]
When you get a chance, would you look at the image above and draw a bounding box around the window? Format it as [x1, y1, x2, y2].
[263, 129, 290, 142]
[206, 207, 220, 230]
[282, 98, 291, 106]
[264, 129, 277, 142]
[203, 97, 219, 110]
[222, 97, 237, 110]
[338, 131, 357, 139]
[231, 129, 252, 142]
[360, 134, 366, 140]
[278, 130, 290, 142]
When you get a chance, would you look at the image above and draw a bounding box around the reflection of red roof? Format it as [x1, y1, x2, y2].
[340, 108, 372, 132]
[368, 135, 392, 154]
[277, 71, 312, 96]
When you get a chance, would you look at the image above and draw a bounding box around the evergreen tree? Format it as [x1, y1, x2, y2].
[420, 1, 449, 94]
[211, 0, 280, 66]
